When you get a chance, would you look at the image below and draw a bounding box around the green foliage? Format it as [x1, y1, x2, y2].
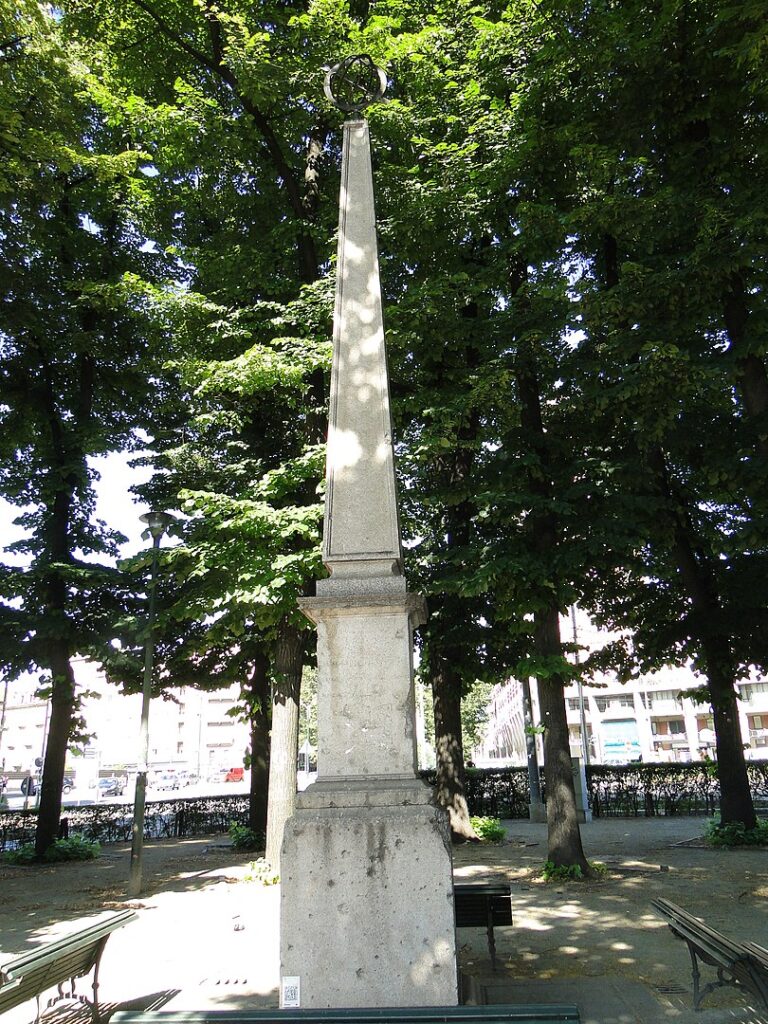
[705, 818, 768, 848]
[542, 861, 607, 883]
[2, 844, 37, 866]
[3, 837, 100, 865]
[228, 822, 264, 853]
[469, 815, 506, 842]
[243, 858, 280, 885]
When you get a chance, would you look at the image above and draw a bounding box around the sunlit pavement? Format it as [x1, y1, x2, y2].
[0, 817, 766, 1024]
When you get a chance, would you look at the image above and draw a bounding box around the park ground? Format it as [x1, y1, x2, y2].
[0, 817, 766, 1024]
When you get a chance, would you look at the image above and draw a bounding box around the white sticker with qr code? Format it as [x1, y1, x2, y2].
[282, 976, 300, 1008]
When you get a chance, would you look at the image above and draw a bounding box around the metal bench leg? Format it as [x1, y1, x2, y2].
[486, 905, 497, 972]
[687, 945, 704, 1010]
[91, 938, 109, 1024]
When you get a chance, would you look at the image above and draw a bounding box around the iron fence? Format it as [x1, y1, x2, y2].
[0, 794, 249, 853]
[2, 761, 767, 852]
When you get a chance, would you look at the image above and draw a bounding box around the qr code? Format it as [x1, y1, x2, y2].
[282, 977, 300, 1007]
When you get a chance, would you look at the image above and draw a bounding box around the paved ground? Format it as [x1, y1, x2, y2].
[0, 816, 766, 1024]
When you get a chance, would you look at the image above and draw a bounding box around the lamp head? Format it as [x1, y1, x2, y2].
[139, 510, 176, 540]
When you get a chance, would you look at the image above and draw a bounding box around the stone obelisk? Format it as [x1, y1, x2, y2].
[279, 57, 458, 1009]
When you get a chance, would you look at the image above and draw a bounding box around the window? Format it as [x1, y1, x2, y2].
[594, 694, 634, 712]
[668, 720, 686, 735]
[742, 682, 768, 701]
[649, 689, 682, 707]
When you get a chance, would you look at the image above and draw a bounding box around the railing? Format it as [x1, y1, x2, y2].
[420, 761, 768, 820]
[2, 761, 767, 851]
[0, 793, 250, 853]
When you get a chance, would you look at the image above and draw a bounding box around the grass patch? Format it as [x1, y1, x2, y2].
[243, 857, 279, 885]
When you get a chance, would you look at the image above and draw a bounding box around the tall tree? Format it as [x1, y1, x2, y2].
[0, 2, 164, 854]
[539, 0, 768, 826]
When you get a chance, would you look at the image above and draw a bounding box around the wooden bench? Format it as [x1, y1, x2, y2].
[454, 882, 513, 971]
[0, 909, 137, 1023]
[652, 897, 768, 1011]
[113, 1005, 579, 1023]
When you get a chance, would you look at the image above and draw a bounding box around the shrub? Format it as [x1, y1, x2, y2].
[705, 818, 768, 848]
[243, 857, 279, 885]
[44, 837, 100, 862]
[3, 837, 100, 865]
[228, 822, 264, 852]
[542, 860, 606, 882]
[2, 843, 37, 865]
[470, 816, 506, 842]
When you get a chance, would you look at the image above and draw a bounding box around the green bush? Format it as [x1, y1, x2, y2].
[2, 843, 37, 865]
[705, 818, 768, 848]
[44, 837, 100, 862]
[243, 857, 279, 885]
[228, 822, 264, 852]
[470, 815, 506, 842]
[3, 837, 100, 865]
[542, 860, 606, 882]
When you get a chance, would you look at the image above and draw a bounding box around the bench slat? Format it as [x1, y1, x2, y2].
[652, 898, 768, 1011]
[112, 1008, 580, 1024]
[0, 910, 136, 1019]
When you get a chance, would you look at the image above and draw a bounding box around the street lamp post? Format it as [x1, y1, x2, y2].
[128, 510, 174, 898]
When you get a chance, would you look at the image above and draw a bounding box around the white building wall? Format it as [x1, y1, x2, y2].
[0, 660, 251, 779]
[475, 611, 768, 766]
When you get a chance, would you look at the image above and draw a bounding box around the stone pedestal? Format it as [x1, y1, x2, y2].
[281, 780, 457, 1007]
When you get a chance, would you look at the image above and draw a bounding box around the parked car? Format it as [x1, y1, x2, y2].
[20, 776, 37, 797]
[224, 767, 244, 783]
[177, 770, 199, 787]
[153, 771, 180, 791]
[98, 777, 124, 797]
[62, 775, 74, 794]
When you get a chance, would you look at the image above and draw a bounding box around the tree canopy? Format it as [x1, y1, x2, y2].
[1, 0, 766, 859]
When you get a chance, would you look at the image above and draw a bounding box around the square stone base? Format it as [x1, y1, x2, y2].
[280, 783, 458, 1008]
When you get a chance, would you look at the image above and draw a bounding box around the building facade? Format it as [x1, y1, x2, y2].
[0, 659, 250, 780]
[476, 613, 768, 766]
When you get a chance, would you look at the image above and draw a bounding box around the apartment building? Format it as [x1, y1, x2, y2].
[477, 611, 768, 765]
[478, 670, 768, 766]
[0, 660, 250, 779]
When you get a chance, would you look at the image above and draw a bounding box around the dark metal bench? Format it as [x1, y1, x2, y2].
[454, 882, 513, 971]
[113, 1005, 579, 1023]
[652, 897, 768, 1011]
[0, 909, 137, 1022]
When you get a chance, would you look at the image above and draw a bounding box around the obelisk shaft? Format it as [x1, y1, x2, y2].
[322, 120, 403, 587]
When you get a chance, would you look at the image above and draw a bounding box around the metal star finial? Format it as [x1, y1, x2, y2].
[324, 55, 387, 114]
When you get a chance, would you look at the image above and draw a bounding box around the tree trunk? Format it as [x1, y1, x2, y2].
[514, 316, 589, 870]
[431, 656, 478, 842]
[35, 647, 75, 857]
[245, 650, 271, 836]
[646, 446, 756, 828]
[265, 620, 303, 870]
[535, 607, 590, 871]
